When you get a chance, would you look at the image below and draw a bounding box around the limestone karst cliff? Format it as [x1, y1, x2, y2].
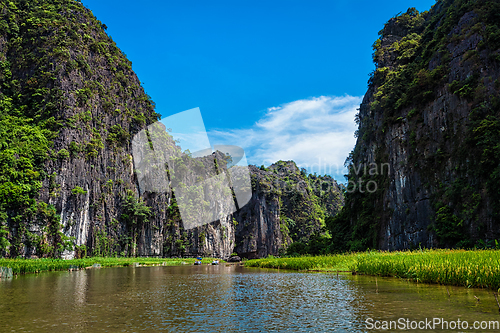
[234, 162, 343, 258]
[331, 0, 500, 251]
[0, 0, 344, 259]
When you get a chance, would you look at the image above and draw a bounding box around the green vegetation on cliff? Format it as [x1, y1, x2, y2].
[234, 161, 344, 258]
[330, 0, 500, 251]
[0, 1, 346, 260]
[0, 0, 159, 257]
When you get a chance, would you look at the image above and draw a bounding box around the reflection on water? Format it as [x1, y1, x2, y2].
[0, 265, 498, 332]
[347, 274, 500, 332]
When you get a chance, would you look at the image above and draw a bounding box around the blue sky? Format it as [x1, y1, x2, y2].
[81, 0, 436, 181]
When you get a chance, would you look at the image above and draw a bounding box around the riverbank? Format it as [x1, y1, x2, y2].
[0, 257, 221, 275]
[245, 249, 500, 290]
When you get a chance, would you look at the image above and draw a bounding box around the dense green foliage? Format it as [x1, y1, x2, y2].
[246, 249, 500, 290]
[0, 110, 54, 254]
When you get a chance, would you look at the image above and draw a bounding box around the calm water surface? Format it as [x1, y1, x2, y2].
[0, 265, 499, 332]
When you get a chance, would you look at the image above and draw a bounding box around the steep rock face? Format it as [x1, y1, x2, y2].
[234, 161, 343, 258]
[335, 0, 500, 251]
[0, 0, 235, 259]
[0, 0, 345, 259]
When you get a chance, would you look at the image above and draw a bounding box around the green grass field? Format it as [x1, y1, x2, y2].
[245, 253, 357, 271]
[245, 249, 500, 290]
[0, 257, 219, 275]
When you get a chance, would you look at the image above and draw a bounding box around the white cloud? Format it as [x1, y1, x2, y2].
[208, 95, 362, 181]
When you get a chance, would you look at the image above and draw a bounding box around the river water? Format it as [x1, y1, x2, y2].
[0, 264, 499, 332]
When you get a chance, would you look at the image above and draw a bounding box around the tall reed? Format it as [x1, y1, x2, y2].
[245, 249, 500, 290]
[0, 257, 216, 275]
